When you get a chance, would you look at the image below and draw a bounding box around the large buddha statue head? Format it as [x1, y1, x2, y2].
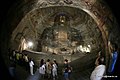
[54, 13, 70, 26]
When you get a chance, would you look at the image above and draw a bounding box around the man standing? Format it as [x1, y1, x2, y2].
[90, 56, 106, 80]
[29, 58, 34, 75]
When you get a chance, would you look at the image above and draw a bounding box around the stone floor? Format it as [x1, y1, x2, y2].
[26, 67, 93, 80]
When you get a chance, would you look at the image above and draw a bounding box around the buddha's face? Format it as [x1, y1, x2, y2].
[60, 15, 66, 23]
[54, 14, 69, 26]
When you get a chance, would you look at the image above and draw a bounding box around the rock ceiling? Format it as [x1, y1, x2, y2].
[9, 0, 119, 54]
[12, 6, 103, 53]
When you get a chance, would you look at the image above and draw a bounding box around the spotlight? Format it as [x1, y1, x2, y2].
[28, 41, 33, 47]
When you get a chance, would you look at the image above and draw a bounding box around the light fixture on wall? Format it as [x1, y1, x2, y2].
[28, 41, 33, 49]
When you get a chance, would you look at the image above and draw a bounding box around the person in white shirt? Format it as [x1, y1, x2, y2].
[39, 59, 46, 79]
[29, 58, 34, 75]
[90, 56, 106, 80]
[52, 60, 58, 80]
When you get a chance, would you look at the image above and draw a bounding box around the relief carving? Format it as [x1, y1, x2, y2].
[64, 0, 73, 4]
[46, 0, 60, 4]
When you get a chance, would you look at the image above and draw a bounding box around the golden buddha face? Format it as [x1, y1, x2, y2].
[60, 15, 66, 23]
[54, 14, 69, 26]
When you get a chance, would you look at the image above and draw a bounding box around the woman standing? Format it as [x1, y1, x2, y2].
[39, 59, 46, 79]
[29, 58, 34, 75]
[52, 60, 58, 80]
